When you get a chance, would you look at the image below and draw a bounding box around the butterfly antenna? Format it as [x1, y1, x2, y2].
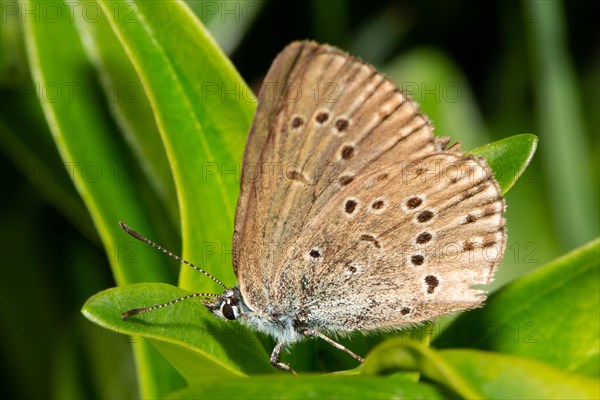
[119, 221, 228, 289]
[121, 292, 219, 319]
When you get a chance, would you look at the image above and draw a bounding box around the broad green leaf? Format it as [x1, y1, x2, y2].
[97, 0, 256, 292]
[362, 340, 599, 399]
[470, 133, 538, 194]
[434, 239, 600, 377]
[23, 0, 181, 396]
[72, 1, 179, 226]
[166, 375, 449, 400]
[23, 0, 174, 285]
[82, 283, 273, 381]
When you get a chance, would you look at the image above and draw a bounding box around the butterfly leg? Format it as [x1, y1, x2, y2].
[303, 330, 365, 363]
[270, 341, 297, 374]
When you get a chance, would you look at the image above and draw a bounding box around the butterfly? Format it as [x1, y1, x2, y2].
[121, 40, 506, 374]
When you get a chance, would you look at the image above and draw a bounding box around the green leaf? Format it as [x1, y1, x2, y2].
[97, 0, 256, 292]
[165, 375, 449, 400]
[23, 1, 182, 396]
[23, 0, 174, 285]
[82, 283, 273, 382]
[362, 340, 599, 399]
[469, 133, 538, 194]
[434, 238, 600, 377]
[72, 0, 179, 226]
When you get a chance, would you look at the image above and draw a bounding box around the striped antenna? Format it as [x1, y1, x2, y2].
[119, 221, 228, 289]
[121, 292, 219, 319]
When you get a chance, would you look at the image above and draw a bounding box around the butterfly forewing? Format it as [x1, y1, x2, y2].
[233, 41, 505, 329]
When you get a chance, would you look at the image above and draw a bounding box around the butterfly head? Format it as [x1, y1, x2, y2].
[205, 286, 246, 321]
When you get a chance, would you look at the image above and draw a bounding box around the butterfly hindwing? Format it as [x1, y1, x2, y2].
[278, 152, 505, 331]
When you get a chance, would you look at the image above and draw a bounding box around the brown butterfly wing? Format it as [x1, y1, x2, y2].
[279, 153, 505, 332]
[233, 41, 503, 324]
[232, 43, 312, 265]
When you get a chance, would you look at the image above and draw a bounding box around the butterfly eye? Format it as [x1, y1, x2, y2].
[221, 303, 236, 320]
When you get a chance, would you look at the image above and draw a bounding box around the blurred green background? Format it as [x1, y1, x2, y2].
[0, 0, 598, 398]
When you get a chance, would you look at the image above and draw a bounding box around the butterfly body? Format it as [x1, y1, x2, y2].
[207, 286, 306, 344]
